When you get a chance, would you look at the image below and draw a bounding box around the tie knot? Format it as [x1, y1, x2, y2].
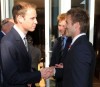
[61, 37, 64, 41]
[24, 37, 26, 40]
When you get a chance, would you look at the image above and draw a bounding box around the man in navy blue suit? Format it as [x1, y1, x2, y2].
[1, 1, 52, 87]
[61, 8, 96, 87]
[47, 8, 96, 87]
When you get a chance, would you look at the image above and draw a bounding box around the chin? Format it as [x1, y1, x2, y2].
[30, 28, 35, 32]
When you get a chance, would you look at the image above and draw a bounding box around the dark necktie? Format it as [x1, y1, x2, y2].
[61, 37, 65, 54]
[24, 37, 28, 51]
[59, 37, 65, 63]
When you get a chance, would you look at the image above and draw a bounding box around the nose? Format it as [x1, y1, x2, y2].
[34, 18, 38, 24]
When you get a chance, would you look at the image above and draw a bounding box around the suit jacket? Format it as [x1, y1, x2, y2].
[50, 36, 72, 87]
[61, 35, 96, 87]
[50, 37, 72, 66]
[1, 28, 41, 87]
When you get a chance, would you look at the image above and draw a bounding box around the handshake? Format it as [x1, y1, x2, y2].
[40, 63, 63, 79]
[27, 63, 63, 87]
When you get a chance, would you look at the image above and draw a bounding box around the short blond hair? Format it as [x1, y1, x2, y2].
[12, 1, 37, 23]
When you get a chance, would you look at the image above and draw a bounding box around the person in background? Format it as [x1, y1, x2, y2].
[49, 13, 72, 87]
[0, 1, 52, 87]
[0, 18, 14, 41]
[27, 35, 41, 70]
[27, 35, 44, 87]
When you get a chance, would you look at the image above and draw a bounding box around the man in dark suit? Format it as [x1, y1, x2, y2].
[49, 13, 72, 87]
[0, 1, 50, 87]
[48, 8, 96, 87]
[61, 8, 95, 87]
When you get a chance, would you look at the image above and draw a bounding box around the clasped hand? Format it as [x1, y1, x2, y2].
[40, 66, 54, 79]
[40, 63, 63, 79]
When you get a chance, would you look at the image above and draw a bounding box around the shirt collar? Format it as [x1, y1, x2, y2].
[1, 31, 6, 35]
[61, 36, 67, 40]
[13, 25, 26, 40]
[71, 33, 86, 45]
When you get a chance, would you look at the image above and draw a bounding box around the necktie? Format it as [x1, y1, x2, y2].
[24, 37, 28, 51]
[59, 37, 65, 63]
[61, 37, 65, 52]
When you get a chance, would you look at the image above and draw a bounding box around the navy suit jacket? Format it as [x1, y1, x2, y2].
[1, 28, 41, 87]
[50, 37, 72, 66]
[61, 35, 96, 87]
[50, 36, 72, 87]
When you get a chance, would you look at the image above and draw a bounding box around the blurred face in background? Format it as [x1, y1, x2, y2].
[58, 19, 67, 36]
[1, 18, 14, 34]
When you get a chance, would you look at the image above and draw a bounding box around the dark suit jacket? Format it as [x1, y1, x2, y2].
[1, 28, 41, 87]
[50, 37, 72, 87]
[50, 37, 72, 66]
[60, 35, 96, 87]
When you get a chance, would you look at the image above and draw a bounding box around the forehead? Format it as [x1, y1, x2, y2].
[66, 15, 72, 23]
[25, 8, 37, 17]
[67, 15, 71, 20]
[59, 20, 66, 25]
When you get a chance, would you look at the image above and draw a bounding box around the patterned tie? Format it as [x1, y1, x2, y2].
[59, 37, 65, 63]
[61, 37, 65, 53]
[24, 37, 28, 51]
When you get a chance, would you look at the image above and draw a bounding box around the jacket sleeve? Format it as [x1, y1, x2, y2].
[1, 40, 41, 85]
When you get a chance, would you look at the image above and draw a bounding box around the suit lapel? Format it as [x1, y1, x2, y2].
[64, 37, 72, 50]
[11, 28, 31, 63]
[62, 37, 72, 60]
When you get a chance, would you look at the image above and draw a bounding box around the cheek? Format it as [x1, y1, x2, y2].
[58, 26, 62, 30]
[68, 28, 72, 35]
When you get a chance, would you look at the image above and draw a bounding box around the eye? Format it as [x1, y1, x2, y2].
[31, 17, 35, 20]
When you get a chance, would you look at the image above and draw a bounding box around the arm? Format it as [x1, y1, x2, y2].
[1, 40, 41, 85]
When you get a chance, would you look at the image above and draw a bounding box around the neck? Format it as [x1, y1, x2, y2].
[15, 24, 28, 35]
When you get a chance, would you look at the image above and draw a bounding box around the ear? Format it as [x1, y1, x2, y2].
[74, 22, 80, 29]
[17, 15, 24, 23]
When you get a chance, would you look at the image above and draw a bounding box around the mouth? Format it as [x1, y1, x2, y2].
[32, 26, 36, 29]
